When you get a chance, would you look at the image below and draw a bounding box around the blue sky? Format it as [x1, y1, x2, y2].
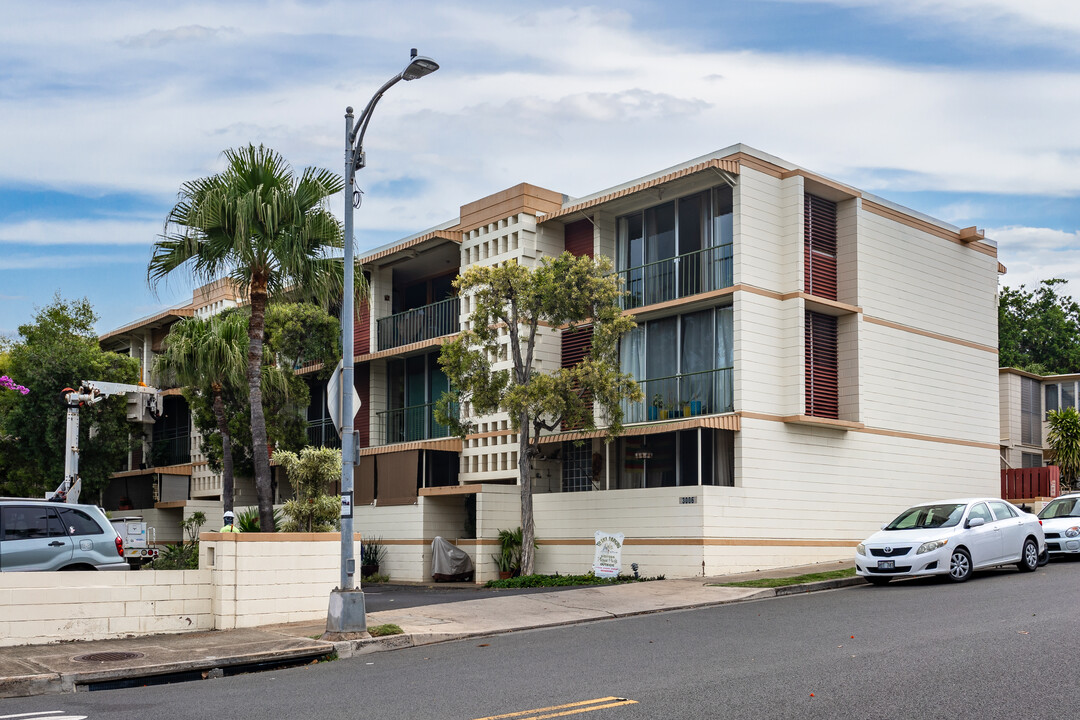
[1, 0, 1078, 339]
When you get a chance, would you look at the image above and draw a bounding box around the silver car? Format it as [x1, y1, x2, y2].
[0, 499, 129, 571]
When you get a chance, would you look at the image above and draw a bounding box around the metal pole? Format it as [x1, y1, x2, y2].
[340, 107, 356, 592]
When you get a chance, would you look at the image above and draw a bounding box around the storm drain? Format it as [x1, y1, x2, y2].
[72, 651, 146, 663]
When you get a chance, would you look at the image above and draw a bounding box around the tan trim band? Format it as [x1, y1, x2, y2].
[357, 438, 463, 456]
[540, 414, 741, 444]
[536, 537, 858, 548]
[359, 229, 462, 266]
[738, 411, 998, 450]
[863, 316, 998, 354]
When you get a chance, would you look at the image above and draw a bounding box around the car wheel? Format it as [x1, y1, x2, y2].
[948, 548, 972, 582]
[866, 576, 891, 586]
[1017, 538, 1039, 572]
[1038, 547, 1049, 566]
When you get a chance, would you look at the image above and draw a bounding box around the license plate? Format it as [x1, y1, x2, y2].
[877, 560, 895, 570]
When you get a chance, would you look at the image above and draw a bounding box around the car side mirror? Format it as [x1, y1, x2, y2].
[967, 517, 985, 528]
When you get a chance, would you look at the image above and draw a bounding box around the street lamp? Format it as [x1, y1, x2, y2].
[328, 49, 439, 635]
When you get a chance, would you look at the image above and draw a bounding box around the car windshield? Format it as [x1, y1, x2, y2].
[885, 503, 966, 530]
[1038, 497, 1080, 519]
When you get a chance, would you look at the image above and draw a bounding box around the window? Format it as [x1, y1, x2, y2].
[561, 441, 593, 492]
[57, 508, 104, 536]
[988, 501, 1017, 521]
[1021, 377, 1041, 446]
[1021, 452, 1043, 468]
[615, 429, 732, 488]
[1046, 383, 1059, 419]
[1063, 382, 1076, 410]
[1, 506, 66, 541]
[804, 194, 838, 300]
[619, 307, 733, 422]
[805, 311, 839, 419]
[616, 186, 733, 309]
[385, 352, 452, 443]
[967, 503, 993, 524]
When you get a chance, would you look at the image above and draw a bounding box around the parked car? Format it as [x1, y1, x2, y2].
[855, 498, 1045, 584]
[0, 499, 128, 571]
[1037, 492, 1080, 558]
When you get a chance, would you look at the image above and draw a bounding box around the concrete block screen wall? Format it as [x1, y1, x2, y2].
[0, 534, 361, 647]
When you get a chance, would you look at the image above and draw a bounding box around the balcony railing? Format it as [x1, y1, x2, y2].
[621, 367, 733, 424]
[377, 296, 460, 351]
[618, 245, 733, 310]
[307, 419, 342, 449]
[374, 401, 458, 446]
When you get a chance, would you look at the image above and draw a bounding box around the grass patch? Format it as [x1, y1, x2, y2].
[361, 573, 390, 584]
[368, 623, 403, 637]
[713, 568, 857, 588]
[485, 572, 664, 589]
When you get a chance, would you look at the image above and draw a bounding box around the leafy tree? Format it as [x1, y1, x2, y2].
[1048, 407, 1080, 493]
[148, 144, 357, 531]
[435, 252, 641, 575]
[999, 279, 1080, 374]
[154, 314, 247, 512]
[0, 295, 139, 500]
[178, 303, 336, 492]
[272, 446, 342, 532]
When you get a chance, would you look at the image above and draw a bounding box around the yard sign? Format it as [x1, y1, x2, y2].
[593, 531, 624, 578]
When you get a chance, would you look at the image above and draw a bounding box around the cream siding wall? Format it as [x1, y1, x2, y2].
[857, 210, 998, 346]
[734, 291, 803, 417]
[859, 323, 998, 442]
[734, 168, 802, 292]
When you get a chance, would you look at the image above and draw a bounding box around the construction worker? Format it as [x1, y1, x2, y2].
[219, 510, 241, 533]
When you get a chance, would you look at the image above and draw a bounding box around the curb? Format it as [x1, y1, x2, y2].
[771, 576, 868, 597]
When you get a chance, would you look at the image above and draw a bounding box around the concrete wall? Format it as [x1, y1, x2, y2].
[1, 534, 360, 647]
[0, 570, 212, 647]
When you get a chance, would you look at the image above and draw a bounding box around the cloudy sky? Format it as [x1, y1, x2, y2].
[1, 0, 1078, 338]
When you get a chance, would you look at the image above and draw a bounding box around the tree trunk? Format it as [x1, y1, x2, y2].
[247, 278, 275, 532]
[211, 387, 235, 514]
[518, 410, 536, 576]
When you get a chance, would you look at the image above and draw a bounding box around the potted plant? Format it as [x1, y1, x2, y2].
[361, 536, 386, 577]
[648, 393, 663, 421]
[491, 551, 514, 580]
[690, 391, 702, 417]
[681, 398, 692, 417]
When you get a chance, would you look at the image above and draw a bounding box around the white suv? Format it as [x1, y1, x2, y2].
[0, 499, 129, 571]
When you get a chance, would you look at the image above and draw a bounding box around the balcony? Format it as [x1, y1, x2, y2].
[377, 297, 460, 351]
[618, 245, 733, 311]
[307, 419, 342, 449]
[621, 367, 733, 424]
[374, 401, 458, 446]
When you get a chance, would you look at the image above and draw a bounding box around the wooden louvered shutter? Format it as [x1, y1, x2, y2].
[805, 194, 837, 301]
[805, 311, 839, 419]
[564, 219, 594, 257]
[561, 324, 594, 430]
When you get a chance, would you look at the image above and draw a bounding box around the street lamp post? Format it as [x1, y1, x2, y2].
[327, 49, 439, 635]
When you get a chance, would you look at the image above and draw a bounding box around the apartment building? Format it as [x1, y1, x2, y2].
[305, 143, 1002, 581]
[999, 368, 1077, 500]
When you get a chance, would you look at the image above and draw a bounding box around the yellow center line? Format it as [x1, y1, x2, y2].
[472, 697, 636, 720]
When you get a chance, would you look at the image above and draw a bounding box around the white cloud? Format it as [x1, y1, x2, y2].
[0, 252, 145, 270]
[994, 225, 1080, 298]
[0, 219, 161, 247]
[118, 25, 234, 48]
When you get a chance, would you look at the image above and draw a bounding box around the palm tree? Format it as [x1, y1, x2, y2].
[1048, 407, 1080, 492]
[154, 314, 247, 512]
[149, 145, 353, 531]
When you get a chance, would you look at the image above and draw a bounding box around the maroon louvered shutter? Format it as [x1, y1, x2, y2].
[805, 311, 839, 419]
[564, 219, 594, 257]
[561, 324, 594, 430]
[804, 194, 837, 301]
[356, 364, 370, 448]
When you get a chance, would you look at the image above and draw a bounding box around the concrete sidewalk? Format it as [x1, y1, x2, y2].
[0, 560, 860, 699]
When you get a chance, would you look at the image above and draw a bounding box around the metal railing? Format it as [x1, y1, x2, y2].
[374, 401, 458, 446]
[621, 367, 733, 424]
[307, 419, 342, 449]
[618, 245, 733, 310]
[377, 296, 460, 350]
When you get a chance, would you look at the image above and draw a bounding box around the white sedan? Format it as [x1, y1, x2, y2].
[855, 498, 1046, 584]
[1038, 492, 1080, 557]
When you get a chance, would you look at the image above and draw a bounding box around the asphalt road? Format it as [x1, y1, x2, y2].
[7, 559, 1080, 720]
